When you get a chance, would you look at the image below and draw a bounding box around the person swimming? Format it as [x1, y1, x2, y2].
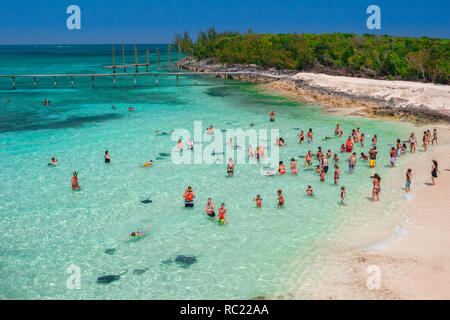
[360, 153, 368, 161]
[71, 171, 80, 191]
[253, 195, 262, 208]
[128, 107, 134, 112]
[143, 160, 153, 167]
[218, 203, 228, 224]
[204, 198, 216, 218]
[44, 99, 50, 105]
[129, 225, 151, 239]
[183, 186, 196, 207]
[306, 185, 313, 196]
[48, 157, 58, 166]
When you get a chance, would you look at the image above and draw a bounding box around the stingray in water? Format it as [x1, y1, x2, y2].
[96, 270, 127, 284]
[156, 157, 165, 160]
[132, 268, 149, 275]
[104, 248, 116, 255]
[159, 153, 171, 157]
[141, 199, 153, 204]
[175, 255, 197, 267]
[161, 259, 173, 265]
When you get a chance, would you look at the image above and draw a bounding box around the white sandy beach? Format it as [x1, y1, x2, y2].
[292, 72, 450, 115]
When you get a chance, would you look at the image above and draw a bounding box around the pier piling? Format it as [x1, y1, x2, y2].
[112, 44, 116, 73]
[134, 44, 138, 73]
[122, 41, 126, 73]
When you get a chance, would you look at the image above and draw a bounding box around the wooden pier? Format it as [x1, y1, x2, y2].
[0, 72, 282, 89]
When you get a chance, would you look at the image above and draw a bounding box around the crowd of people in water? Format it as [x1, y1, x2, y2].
[43, 106, 441, 227]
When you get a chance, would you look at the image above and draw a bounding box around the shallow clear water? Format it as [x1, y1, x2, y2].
[0, 45, 414, 299]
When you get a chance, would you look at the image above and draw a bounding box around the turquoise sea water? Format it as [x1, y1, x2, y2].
[0, 45, 414, 299]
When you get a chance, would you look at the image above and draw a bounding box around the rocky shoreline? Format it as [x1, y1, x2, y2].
[177, 58, 450, 123]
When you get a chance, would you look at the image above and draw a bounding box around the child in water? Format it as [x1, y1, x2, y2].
[218, 203, 228, 224]
[319, 169, 326, 183]
[340, 186, 346, 203]
[253, 195, 262, 208]
[277, 189, 285, 208]
[306, 185, 313, 196]
[405, 169, 412, 193]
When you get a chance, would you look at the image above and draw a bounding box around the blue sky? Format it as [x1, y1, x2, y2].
[0, 0, 448, 44]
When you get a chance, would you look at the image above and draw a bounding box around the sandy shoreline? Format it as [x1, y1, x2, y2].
[292, 126, 450, 300]
[178, 58, 450, 122]
[178, 58, 450, 299]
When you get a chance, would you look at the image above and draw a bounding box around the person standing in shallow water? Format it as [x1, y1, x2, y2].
[371, 174, 381, 201]
[104, 151, 111, 163]
[277, 189, 285, 208]
[227, 158, 235, 177]
[71, 171, 80, 191]
[431, 160, 438, 185]
[405, 169, 412, 193]
[408, 133, 416, 153]
[269, 110, 276, 121]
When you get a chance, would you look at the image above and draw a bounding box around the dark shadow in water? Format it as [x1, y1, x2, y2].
[206, 86, 237, 97]
[0, 113, 123, 133]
